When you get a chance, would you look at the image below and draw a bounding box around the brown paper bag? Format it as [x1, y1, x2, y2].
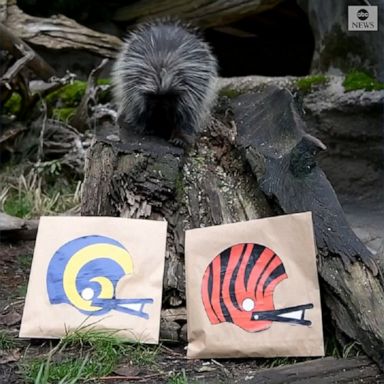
[19, 216, 167, 344]
[185, 212, 324, 358]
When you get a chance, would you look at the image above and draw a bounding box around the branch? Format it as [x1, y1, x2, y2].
[0, 22, 55, 81]
[70, 59, 109, 132]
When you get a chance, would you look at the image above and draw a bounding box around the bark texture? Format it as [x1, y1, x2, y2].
[81, 85, 384, 369]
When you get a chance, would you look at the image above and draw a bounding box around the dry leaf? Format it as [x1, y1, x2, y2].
[0, 310, 21, 326]
[0, 349, 21, 364]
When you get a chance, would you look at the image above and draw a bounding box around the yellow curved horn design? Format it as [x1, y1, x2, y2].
[62, 243, 133, 312]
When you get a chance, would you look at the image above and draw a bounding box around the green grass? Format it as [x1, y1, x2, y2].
[295, 75, 328, 93]
[3, 192, 33, 218]
[17, 253, 33, 271]
[16, 283, 28, 298]
[325, 334, 361, 359]
[343, 70, 384, 92]
[22, 329, 159, 383]
[167, 369, 188, 384]
[52, 107, 76, 122]
[0, 331, 16, 351]
[341, 342, 360, 358]
[0, 167, 81, 219]
[26, 353, 110, 383]
[63, 328, 158, 366]
[29, 352, 90, 384]
[15, 253, 32, 298]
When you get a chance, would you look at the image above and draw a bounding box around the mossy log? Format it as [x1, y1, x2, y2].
[81, 85, 384, 368]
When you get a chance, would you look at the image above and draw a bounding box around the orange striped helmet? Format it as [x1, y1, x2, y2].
[201, 243, 313, 332]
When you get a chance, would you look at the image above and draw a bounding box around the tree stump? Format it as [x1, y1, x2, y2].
[81, 85, 384, 368]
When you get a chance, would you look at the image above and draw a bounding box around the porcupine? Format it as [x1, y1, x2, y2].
[111, 18, 218, 147]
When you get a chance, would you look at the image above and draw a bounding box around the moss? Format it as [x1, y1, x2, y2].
[45, 80, 87, 108]
[97, 78, 111, 86]
[343, 70, 384, 92]
[45, 79, 112, 112]
[219, 85, 243, 99]
[319, 25, 373, 74]
[295, 75, 328, 93]
[60, 81, 87, 104]
[3, 93, 22, 115]
[52, 107, 76, 122]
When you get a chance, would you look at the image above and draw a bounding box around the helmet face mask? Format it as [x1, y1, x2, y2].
[201, 243, 313, 332]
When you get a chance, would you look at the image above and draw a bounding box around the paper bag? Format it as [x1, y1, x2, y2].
[20, 216, 167, 344]
[185, 212, 324, 358]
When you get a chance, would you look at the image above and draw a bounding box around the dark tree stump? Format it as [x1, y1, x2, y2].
[81, 85, 384, 368]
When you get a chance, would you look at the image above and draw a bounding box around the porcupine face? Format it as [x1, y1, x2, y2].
[111, 18, 218, 142]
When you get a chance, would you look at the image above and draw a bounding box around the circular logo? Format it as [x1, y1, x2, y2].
[357, 9, 369, 20]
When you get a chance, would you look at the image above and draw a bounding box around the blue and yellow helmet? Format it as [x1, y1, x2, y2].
[46, 235, 153, 319]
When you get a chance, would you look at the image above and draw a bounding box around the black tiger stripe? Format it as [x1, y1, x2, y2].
[218, 247, 233, 323]
[244, 244, 264, 287]
[262, 264, 286, 295]
[207, 263, 220, 321]
[229, 244, 247, 310]
[254, 253, 276, 295]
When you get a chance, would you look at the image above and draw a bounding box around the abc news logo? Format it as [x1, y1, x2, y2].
[348, 6, 378, 31]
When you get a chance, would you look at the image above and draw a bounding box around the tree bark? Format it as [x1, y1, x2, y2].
[81, 85, 384, 369]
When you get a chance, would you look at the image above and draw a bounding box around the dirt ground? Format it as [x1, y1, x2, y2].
[0, 236, 384, 384]
[1, 238, 383, 384]
[0, 239, 308, 384]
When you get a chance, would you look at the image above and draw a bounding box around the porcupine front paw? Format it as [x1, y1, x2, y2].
[169, 129, 194, 148]
[169, 137, 187, 148]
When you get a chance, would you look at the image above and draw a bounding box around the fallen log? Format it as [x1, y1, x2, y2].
[113, 0, 282, 28]
[240, 356, 383, 384]
[0, 212, 38, 241]
[0, 22, 55, 83]
[1, 0, 122, 58]
[81, 84, 384, 368]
